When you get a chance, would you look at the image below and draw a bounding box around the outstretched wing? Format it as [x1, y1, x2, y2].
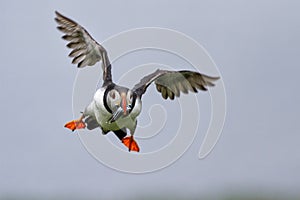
[55, 11, 112, 85]
[132, 69, 219, 100]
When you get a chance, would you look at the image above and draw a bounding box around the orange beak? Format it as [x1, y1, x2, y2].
[121, 93, 127, 115]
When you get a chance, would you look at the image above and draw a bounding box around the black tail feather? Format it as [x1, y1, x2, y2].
[113, 128, 127, 140]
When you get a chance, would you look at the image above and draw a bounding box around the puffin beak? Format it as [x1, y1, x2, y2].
[108, 92, 131, 123]
[121, 93, 127, 115]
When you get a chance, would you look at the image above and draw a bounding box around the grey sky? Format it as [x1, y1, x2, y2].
[1, 0, 300, 199]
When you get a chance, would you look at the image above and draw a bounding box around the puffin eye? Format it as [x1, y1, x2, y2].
[110, 91, 116, 99]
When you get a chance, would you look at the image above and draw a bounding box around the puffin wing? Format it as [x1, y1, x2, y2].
[132, 69, 219, 100]
[55, 11, 112, 85]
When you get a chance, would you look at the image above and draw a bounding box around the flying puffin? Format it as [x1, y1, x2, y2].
[55, 11, 219, 152]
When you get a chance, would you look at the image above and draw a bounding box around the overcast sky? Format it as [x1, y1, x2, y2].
[1, 0, 300, 199]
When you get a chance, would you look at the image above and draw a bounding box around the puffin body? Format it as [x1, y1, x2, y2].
[84, 87, 142, 133]
[55, 11, 219, 152]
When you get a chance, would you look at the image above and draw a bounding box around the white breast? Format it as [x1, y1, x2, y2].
[102, 97, 142, 132]
[84, 88, 143, 132]
[84, 87, 110, 121]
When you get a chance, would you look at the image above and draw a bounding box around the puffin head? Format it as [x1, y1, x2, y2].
[106, 87, 135, 121]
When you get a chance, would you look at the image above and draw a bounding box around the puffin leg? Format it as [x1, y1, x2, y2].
[121, 123, 139, 152]
[64, 114, 86, 132]
[122, 135, 140, 152]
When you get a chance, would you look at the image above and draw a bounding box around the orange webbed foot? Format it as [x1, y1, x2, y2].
[64, 119, 86, 132]
[122, 136, 140, 152]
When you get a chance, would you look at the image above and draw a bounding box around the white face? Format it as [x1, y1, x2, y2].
[127, 90, 134, 108]
[107, 89, 121, 112]
[106, 89, 135, 113]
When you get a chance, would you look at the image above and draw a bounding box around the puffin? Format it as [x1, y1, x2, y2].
[55, 11, 219, 152]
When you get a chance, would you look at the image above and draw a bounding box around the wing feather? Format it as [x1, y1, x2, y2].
[55, 11, 112, 85]
[132, 69, 219, 100]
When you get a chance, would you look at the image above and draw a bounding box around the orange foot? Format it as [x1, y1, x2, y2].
[122, 136, 140, 152]
[64, 119, 86, 132]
